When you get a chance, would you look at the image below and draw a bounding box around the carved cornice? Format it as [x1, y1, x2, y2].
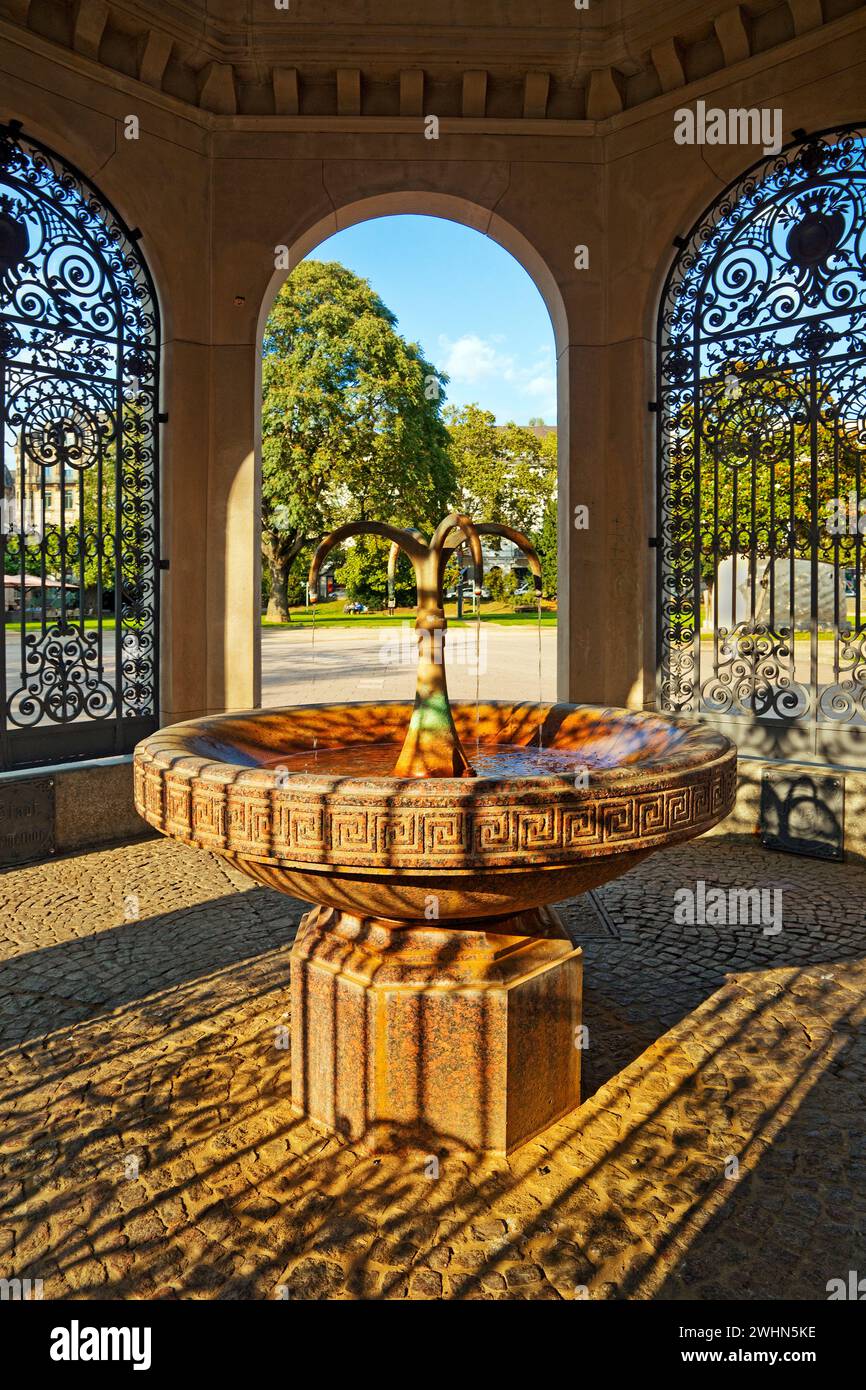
[0, 0, 861, 122]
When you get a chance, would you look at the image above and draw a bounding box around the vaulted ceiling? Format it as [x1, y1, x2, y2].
[0, 0, 862, 119]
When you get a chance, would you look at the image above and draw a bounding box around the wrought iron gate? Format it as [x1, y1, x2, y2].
[657, 126, 866, 765]
[0, 122, 159, 770]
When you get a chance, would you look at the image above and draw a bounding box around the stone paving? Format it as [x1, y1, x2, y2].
[1, 832, 865, 1300]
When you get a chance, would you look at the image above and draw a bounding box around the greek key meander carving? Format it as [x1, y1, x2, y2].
[135, 756, 737, 869]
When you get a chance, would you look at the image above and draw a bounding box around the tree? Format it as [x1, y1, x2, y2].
[445, 404, 555, 533]
[261, 260, 454, 620]
[533, 495, 558, 599]
[446, 406, 558, 598]
[486, 566, 518, 606]
[335, 538, 415, 610]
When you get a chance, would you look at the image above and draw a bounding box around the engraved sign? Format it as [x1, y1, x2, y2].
[0, 777, 55, 866]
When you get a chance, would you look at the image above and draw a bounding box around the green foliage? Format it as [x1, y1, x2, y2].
[335, 537, 415, 609]
[668, 367, 863, 586]
[263, 549, 311, 609]
[444, 407, 557, 599]
[4, 400, 152, 615]
[441, 553, 467, 599]
[533, 496, 558, 599]
[445, 403, 556, 533]
[3, 537, 41, 579]
[485, 566, 519, 606]
[78, 456, 116, 593]
[261, 259, 455, 618]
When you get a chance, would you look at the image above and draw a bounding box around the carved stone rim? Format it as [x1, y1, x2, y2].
[133, 700, 738, 872]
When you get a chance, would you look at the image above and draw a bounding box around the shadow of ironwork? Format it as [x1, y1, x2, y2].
[2, 836, 865, 1299]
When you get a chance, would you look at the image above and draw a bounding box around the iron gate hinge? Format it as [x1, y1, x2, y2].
[158, 559, 170, 571]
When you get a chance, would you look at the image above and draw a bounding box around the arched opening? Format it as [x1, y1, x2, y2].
[254, 195, 566, 710]
[657, 126, 866, 765]
[0, 121, 160, 770]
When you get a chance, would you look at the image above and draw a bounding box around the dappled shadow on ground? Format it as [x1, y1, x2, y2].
[1, 837, 865, 1299]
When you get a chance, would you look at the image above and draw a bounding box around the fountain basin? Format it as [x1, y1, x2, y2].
[134, 699, 736, 921]
[134, 699, 735, 1152]
[133, 515, 738, 1152]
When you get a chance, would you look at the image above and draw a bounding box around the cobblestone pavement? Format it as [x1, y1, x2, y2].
[1, 833, 865, 1300]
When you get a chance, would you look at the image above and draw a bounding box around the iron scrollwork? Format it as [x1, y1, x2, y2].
[0, 122, 159, 768]
[657, 127, 866, 755]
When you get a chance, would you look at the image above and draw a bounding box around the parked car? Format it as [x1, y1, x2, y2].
[445, 583, 491, 600]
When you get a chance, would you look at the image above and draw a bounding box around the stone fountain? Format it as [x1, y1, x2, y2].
[134, 513, 736, 1153]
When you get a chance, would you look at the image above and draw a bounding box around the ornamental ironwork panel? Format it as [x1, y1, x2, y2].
[0, 122, 159, 770]
[657, 126, 866, 764]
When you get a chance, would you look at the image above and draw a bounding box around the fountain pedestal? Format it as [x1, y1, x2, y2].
[290, 905, 583, 1154]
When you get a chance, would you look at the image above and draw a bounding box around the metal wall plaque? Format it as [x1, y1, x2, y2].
[0, 777, 55, 866]
[760, 771, 844, 861]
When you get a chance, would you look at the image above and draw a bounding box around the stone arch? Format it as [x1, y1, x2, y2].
[251, 191, 570, 706]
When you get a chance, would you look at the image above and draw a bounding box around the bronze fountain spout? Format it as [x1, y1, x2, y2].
[308, 513, 543, 778]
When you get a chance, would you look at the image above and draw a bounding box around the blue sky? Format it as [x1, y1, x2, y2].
[304, 214, 557, 426]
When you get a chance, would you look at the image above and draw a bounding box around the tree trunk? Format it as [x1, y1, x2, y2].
[266, 555, 290, 622]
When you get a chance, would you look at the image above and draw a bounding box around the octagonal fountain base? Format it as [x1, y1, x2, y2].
[290, 903, 583, 1155]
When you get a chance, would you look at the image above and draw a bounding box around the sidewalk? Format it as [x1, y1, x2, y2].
[1, 834, 863, 1299]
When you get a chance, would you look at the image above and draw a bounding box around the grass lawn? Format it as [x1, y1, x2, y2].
[4, 618, 119, 633]
[5, 605, 557, 633]
[261, 599, 558, 629]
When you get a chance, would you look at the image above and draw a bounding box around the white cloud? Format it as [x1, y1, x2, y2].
[524, 375, 555, 398]
[437, 333, 556, 419]
[439, 333, 501, 384]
